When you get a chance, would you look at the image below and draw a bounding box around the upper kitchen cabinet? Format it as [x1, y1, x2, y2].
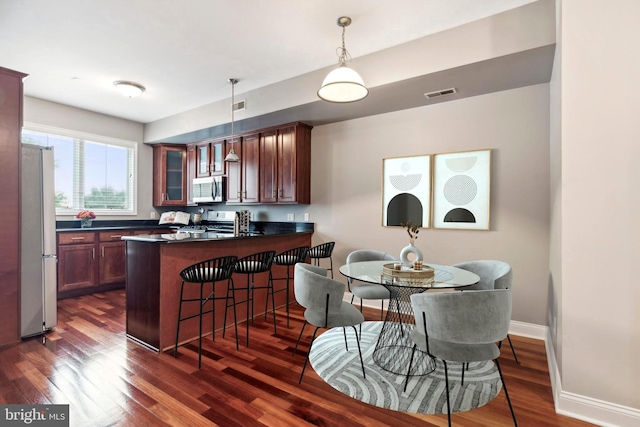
[153, 144, 187, 206]
[195, 138, 225, 177]
[225, 134, 260, 204]
[259, 123, 312, 204]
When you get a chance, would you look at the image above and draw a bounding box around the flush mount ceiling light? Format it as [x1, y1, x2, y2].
[317, 16, 368, 103]
[224, 78, 241, 163]
[113, 80, 145, 98]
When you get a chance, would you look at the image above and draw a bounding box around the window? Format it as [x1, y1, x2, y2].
[22, 125, 137, 215]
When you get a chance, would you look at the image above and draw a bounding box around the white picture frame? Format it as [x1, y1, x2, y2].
[432, 149, 491, 230]
[382, 154, 431, 228]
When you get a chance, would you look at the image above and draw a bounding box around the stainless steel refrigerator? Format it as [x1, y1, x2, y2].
[21, 143, 57, 338]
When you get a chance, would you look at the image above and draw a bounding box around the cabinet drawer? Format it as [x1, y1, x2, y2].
[58, 232, 96, 245]
[99, 231, 133, 242]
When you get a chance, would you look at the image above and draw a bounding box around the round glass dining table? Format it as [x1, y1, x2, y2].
[339, 260, 480, 376]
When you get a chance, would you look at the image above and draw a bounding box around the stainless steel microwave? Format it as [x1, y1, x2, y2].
[193, 176, 224, 203]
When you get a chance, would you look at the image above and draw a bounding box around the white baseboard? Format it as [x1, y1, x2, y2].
[545, 329, 640, 427]
[346, 293, 640, 426]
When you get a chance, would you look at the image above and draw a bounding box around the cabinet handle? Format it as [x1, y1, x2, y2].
[161, 193, 165, 201]
[237, 191, 241, 197]
[110, 235, 123, 239]
[101, 247, 105, 257]
[210, 163, 214, 172]
[71, 237, 85, 241]
[278, 188, 282, 197]
[92, 248, 95, 259]
[243, 191, 247, 198]
[272, 189, 276, 198]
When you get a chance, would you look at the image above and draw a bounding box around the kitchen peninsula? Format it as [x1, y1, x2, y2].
[122, 223, 313, 352]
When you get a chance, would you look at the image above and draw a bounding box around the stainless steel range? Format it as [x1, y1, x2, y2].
[177, 211, 237, 234]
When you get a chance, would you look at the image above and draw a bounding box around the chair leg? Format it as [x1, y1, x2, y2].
[222, 278, 239, 350]
[343, 327, 349, 351]
[174, 281, 185, 358]
[507, 334, 520, 364]
[443, 360, 452, 427]
[268, 272, 277, 334]
[380, 299, 384, 320]
[198, 283, 204, 369]
[246, 275, 251, 347]
[495, 359, 518, 426]
[293, 321, 307, 356]
[328, 257, 333, 279]
[403, 344, 417, 392]
[351, 326, 366, 379]
[299, 326, 320, 384]
[461, 362, 465, 385]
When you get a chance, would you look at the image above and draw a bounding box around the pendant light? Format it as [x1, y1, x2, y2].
[317, 16, 368, 103]
[224, 78, 241, 162]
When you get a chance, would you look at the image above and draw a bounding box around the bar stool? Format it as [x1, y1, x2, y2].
[269, 246, 309, 328]
[224, 250, 276, 347]
[174, 255, 238, 368]
[307, 242, 335, 278]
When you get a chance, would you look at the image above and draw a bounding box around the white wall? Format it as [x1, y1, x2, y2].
[23, 97, 156, 220]
[559, 0, 640, 410]
[308, 84, 551, 325]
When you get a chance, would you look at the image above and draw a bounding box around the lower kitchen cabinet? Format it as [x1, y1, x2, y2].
[57, 229, 160, 299]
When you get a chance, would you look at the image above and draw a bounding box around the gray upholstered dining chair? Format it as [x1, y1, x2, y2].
[292, 263, 366, 384]
[452, 260, 519, 364]
[406, 289, 517, 427]
[346, 249, 399, 320]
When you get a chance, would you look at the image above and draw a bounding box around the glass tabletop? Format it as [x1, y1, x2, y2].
[339, 260, 479, 289]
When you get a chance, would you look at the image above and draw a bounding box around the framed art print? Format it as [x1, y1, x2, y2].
[382, 154, 431, 228]
[432, 149, 491, 230]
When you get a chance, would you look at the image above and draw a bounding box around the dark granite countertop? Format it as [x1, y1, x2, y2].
[56, 219, 314, 238]
[123, 228, 312, 243]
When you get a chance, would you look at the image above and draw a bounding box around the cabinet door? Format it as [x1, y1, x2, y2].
[58, 243, 97, 292]
[225, 138, 242, 203]
[195, 142, 210, 177]
[259, 130, 278, 203]
[153, 145, 187, 206]
[210, 140, 225, 176]
[99, 241, 126, 285]
[277, 126, 297, 203]
[241, 134, 260, 203]
[186, 144, 196, 205]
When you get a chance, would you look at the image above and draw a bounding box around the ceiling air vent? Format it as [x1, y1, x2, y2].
[424, 88, 457, 99]
[233, 100, 246, 111]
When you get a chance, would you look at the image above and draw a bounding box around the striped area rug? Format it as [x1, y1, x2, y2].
[308, 321, 502, 414]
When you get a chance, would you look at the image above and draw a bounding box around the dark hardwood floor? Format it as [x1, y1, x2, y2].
[0, 290, 594, 426]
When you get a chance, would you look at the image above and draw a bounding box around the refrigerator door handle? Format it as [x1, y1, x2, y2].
[43, 254, 57, 259]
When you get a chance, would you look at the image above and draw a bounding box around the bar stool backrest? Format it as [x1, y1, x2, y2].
[274, 246, 309, 266]
[307, 242, 335, 259]
[179, 255, 238, 283]
[234, 250, 276, 274]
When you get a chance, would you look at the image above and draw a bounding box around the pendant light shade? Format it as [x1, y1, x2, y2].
[318, 16, 368, 103]
[224, 78, 241, 163]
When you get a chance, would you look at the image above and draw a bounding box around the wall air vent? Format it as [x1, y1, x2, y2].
[233, 100, 246, 111]
[424, 88, 457, 99]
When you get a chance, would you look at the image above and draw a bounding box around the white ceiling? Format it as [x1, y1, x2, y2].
[1, 0, 538, 124]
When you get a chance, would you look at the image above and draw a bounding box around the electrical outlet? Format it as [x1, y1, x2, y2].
[304, 213, 310, 221]
[287, 213, 295, 221]
[150, 211, 157, 219]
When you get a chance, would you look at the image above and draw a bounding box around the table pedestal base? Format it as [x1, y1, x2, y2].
[372, 287, 435, 376]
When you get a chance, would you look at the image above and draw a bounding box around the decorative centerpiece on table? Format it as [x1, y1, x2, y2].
[76, 210, 96, 228]
[399, 220, 423, 267]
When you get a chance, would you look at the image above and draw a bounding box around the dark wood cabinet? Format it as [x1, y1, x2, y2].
[186, 144, 196, 205]
[225, 135, 259, 204]
[153, 144, 187, 206]
[0, 66, 27, 346]
[259, 123, 311, 204]
[98, 231, 132, 285]
[57, 232, 97, 294]
[57, 229, 149, 299]
[195, 138, 225, 177]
